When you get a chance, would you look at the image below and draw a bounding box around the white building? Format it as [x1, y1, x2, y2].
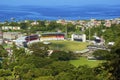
[2, 26, 21, 30]
[71, 34, 86, 42]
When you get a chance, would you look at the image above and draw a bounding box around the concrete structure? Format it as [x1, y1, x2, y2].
[71, 34, 86, 42]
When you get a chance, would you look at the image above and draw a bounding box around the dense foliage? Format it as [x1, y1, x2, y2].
[50, 51, 75, 61]
[85, 24, 120, 43]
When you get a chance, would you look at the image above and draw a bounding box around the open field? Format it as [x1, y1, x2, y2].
[48, 40, 88, 51]
[70, 57, 104, 67]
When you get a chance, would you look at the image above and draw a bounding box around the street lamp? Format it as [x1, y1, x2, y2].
[28, 27, 31, 45]
[0, 27, 3, 45]
[66, 24, 68, 40]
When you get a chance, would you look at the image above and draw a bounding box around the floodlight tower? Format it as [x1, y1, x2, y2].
[0, 27, 3, 45]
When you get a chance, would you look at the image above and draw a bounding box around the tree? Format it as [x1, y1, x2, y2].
[73, 65, 98, 80]
[10, 43, 26, 63]
[66, 23, 76, 32]
[0, 69, 12, 77]
[93, 50, 110, 60]
[94, 40, 120, 80]
[0, 63, 1, 69]
[35, 76, 54, 80]
[108, 40, 120, 79]
[20, 22, 28, 30]
[55, 72, 74, 80]
[47, 21, 58, 31]
[33, 68, 53, 77]
[19, 56, 53, 68]
[50, 51, 75, 61]
[45, 61, 75, 76]
[12, 47, 26, 59]
[103, 29, 115, 42]
[28, 42, 49, 57]
[0, 45, 8, 57]
[9, 22, 19, 26]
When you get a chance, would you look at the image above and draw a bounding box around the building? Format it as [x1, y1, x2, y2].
[2, 26, 21, 30]
[3, 32, 23, 40]
[104, 20, 111, 27]
[40, 32, 65, 41]
[56, 19, 67, 25]
[14, 34, 40, 47]
[31, 21, 39, 26]
[71, 34, 86, 42]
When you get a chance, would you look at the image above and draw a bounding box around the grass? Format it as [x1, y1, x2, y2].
[69, 57, 104, 68]
[3, 44, 12, 49]
[48, 40, 88, 51]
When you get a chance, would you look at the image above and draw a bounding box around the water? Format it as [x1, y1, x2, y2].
[0, 5, 120, 21]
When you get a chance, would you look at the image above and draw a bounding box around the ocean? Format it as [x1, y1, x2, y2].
[0, 5, 120, 21]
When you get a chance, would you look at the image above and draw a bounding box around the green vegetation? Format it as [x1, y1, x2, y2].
[0, 40, 120, 80]
[28, 42, 49, 57]
[50, 51, 75, 61]
[0, 45, 8, 57]
[70, 57, 103, 67]
[85, 24, 120, 43]
[49, 40, 88, 51]
[3, 44, 12, 49]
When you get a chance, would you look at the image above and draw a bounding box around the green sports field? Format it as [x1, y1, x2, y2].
[48, 40, 88, 51]
[70, 57, 104, 67]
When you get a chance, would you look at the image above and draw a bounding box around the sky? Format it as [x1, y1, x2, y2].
[0, 0, 120, 6]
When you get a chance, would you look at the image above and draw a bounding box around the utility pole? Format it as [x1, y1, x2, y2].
[66, 25, 68, 40]
[27, 27, 31, 45]
[89, 27, 91, 44]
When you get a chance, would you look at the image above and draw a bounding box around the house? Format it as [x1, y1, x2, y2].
[104, 20, 111, 27]
[56, 19, 67, 25]
[31, 21, 39, 26]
